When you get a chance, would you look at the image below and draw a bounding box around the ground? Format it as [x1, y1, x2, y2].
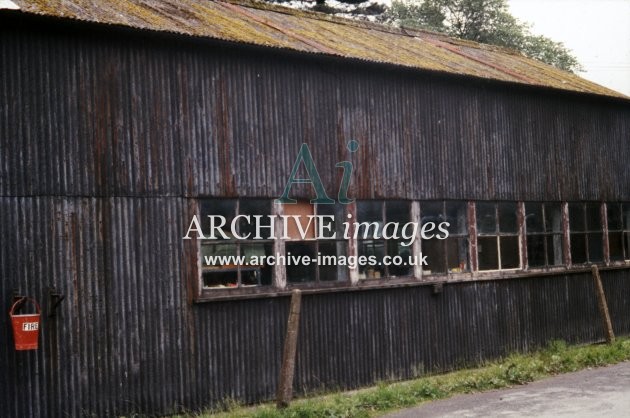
[386, 361, 630, 417]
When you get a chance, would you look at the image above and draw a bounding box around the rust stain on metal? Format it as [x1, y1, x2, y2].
[422, 37, 541, 86]
[219, 2, 336, 55]
[216, 77, 236, 196]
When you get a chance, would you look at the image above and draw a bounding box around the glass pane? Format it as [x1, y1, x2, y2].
[548, 234, 564, 266]
[623, 204, 630, 230]
[569, 203, 585, 232]
[358, 239, 386, 279]
[201, 243, 239, 288]
[498, 202, 518, 233]
[609, 232, 624, 262]
[240, 199, 271, 239]
[421, 201, 444, 224]
[570, 233, 587, 264]
[240, 243, 273, 286]
[201, 242, 237, 266]
[202, 270, 238, 288]
[525, 203, 544, 233]
[357, 200, 382, 223]
[585, 203, 602, 231]
[478, 236, 499, 270]
[387, 240, 413, 277]
[500, 236, 520, 269]
[527, 234, 546, 267]
[445, 201, 468, 235]
[200, 199, 236, 238]
[545, 203, 563, 233]
[477, 202, 497, 234]
[318, 241, 345, 282]
[286, 242, 317, 283]
[316, 203, 345, 237]
[422, 239, 447, 274]
[625, 232, 630, 260]
[446, 237, 469, 272]
[386, 201, 410, 223]
[587, 233, 604, 263]
[607, 203, 622, 231]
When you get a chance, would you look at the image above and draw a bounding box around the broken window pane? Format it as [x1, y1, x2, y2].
[286, 241, 317, 283]
[500, 236, 520, 269]
[200, 199, 236, 237]
[386, 200, 410, 224]
[607, 203, 622, 231]
[570, 234, 587, 264]
[445, 201, 468, 235]
[477, 202, 496, 234]
[421, 201, 444, 224]
[478, 236, 499, 270]
[545, 203, 563, 233]
[318, 241, 346, 282]
[423, 238, 447, 274]
[446, 237, 469, 272]
[527, 234, 546, 267]
[623, 204, 630, 230]
[609, 232, 624, 261]
[585, 203, 601, 231]
[569, 203, 585, 232]
[358, 239, 386, 279]
[357, 200, 382, 223]
[498, 202, 518, 233]
[525, 203, 544, 233]
[588, 233, 604, 263]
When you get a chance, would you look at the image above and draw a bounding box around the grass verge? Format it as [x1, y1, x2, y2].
[182, 338, 630, 418]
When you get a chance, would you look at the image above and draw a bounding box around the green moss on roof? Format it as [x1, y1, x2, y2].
[8, 0, 629, 100]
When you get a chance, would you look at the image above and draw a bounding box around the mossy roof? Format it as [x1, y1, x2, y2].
[6, 0, 628, 100]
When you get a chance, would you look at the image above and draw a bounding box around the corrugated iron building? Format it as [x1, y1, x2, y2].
[1, 0, 630, 416]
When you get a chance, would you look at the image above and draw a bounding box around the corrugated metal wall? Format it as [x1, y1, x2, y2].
[1, 16, 630, 202]
[1, 14, 630, 417]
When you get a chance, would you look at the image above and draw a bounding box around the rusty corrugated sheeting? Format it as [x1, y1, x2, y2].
[1, 19, 629, 201]
[6, 0, 628, 100]
[2, 9, 630, 418]
[0, 196, 628, 417]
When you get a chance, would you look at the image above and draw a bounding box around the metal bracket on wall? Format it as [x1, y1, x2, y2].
[48, 287, 65, 318]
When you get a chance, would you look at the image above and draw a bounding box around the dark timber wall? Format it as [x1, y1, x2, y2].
[1, 14, 630, 417]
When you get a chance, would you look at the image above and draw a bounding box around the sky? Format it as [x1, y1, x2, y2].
[508, 0, 630, 96]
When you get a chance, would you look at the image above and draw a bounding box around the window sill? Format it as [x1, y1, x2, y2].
[194, 262, 630, 303]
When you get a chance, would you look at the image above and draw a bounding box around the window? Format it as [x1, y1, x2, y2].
[525, 202, 564, 268]
[199, 199, 274, 289]
[284, 202, 348, 284]
[477, 202, 520, 270]
[421, 201, 469, 274]
[569, 203, 603, 264]
[607, 202, 630, 262]
[195, 198, 630, 298]
[357, 200, 412, 279]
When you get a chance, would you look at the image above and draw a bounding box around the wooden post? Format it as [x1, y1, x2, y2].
[276, 289, 302, 408]
[591, 265, 615, 344]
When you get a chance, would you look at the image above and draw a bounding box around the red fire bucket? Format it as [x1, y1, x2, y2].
[9, 298, 41, 351]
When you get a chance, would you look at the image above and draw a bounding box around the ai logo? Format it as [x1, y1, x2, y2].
[276, 140, 359, 205]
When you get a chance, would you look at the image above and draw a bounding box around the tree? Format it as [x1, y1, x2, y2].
[383, 0, 582, 72]
[265, 0, 386, 19]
